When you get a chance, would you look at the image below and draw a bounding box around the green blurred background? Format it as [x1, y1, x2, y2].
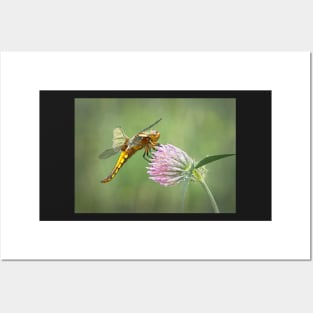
[75, 98, 236, 213]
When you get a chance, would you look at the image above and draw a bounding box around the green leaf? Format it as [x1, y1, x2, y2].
[195, 154, 235, 169]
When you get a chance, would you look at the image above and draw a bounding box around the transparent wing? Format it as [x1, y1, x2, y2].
[98, 127, 128, 159]
[139, 118, 162, 133]
[112, 127, 128, 148]
[128, 135, 142, 147]
[98, 146, 121, 159]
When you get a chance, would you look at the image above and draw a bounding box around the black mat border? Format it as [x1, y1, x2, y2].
[40, 91, 271, 221]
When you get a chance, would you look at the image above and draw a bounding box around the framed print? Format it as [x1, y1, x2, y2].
[0, 52, 310, 260]
[40, 90, 271, 221]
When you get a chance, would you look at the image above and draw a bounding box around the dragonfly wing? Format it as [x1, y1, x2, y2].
[139, 118, 162, 133]
[128, 134, 141, 147]
[99, 127, 128, 159]
[112, 127, 128, 148]
[98, 146, 121, 159]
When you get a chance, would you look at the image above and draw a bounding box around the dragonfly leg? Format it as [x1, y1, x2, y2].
[143, 147, 155, 161]
[152, 143, 161, 150]
[142, 151, 150, 161]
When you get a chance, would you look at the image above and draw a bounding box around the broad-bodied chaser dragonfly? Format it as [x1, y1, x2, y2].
[99, 118, 161, 183]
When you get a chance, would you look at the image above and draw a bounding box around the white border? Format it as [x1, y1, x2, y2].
[0, 52, 310, 260]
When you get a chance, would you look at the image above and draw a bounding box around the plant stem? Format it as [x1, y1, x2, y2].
[199, 179, 220, 213]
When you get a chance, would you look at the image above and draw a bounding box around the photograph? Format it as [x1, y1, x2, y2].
[75, 98, 236, 214]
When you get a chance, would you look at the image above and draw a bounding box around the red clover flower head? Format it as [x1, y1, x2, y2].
[147, 144, 206, 186]
[146, 143, 235, 213]
[147, 144, 229, 213]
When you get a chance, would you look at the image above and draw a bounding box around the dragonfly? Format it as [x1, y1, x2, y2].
[99, 118, 162, 183]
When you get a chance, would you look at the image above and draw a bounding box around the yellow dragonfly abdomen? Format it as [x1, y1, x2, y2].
[101, 150, 130, 183]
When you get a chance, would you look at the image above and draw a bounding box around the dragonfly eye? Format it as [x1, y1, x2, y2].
[150, 131, 160, 142]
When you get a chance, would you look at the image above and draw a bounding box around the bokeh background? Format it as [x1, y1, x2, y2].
[75, 98, 236, 213]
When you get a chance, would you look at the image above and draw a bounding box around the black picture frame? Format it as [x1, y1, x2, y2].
[40, 91, 271, 221]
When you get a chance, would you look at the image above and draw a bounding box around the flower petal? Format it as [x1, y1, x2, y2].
[147, 144, 194, 186]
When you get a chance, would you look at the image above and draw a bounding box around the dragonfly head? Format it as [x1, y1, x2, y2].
[148, 130, 160, 143]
